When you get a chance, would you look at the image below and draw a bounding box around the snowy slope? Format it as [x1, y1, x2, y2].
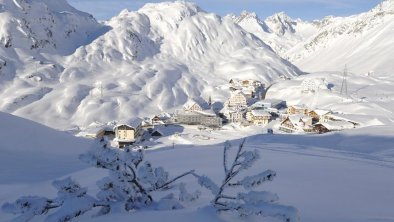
[235, 0, 394, 75]
[2, 121, 394, 222]
[0, 1, 302, 129]
[287, 0, 394, 75]
[0, 111, 92, 184]
[0, 0, 104, 82]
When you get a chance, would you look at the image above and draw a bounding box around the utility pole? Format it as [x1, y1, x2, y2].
[340, 65, 348, 98]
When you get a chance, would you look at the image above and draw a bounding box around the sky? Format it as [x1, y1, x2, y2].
[68, 0, 383, 21]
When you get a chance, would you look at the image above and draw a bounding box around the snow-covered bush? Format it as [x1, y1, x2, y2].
[2, 139, 196, 221]
[192, 139, 299, 222]
[2, 177, 96, 222]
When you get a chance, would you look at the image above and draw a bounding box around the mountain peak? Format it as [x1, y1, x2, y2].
[265, 12, 296, 35]
[371, 0, 394, 12]
[266, 12, 293, 23]
[138, 1, 202, 17]
[232, 11, 260, 24]
[0, 0, 101, 54]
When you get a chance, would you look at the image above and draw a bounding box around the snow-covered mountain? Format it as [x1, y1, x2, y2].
[233, 0, 394, 75]
[0, 0, 105, 104]
[230, 11, 318, 60]
[0, 1, 301, 129]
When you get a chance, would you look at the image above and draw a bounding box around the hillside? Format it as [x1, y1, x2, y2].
[1, 114, 394, 222]
[0, 1, 301, 130]
[233, 0, 394, 75]
[0, 111, 92, 184]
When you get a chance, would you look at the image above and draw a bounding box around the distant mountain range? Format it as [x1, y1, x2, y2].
[0, 0, 392, 129]
[232, 0, 394, 75]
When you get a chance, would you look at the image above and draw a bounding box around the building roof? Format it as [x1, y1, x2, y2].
[220, 106, 247, 114]
[115, 117, 143, 130]
[251, 110, 271, 117]
[283, 115, 313, 130]
[310, 109, 332, 116]
[196, 109, 217, 117]
[325, 113, 362, 124]
[251, 99, 284, 108]
[321, 120, 354, 130]
[183, 98, 209, 110]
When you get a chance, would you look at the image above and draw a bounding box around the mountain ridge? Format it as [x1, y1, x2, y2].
[233, 0, 394, 75]
[0, 0, 301, 129]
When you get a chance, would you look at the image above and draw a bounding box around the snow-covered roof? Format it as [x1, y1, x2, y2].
[326, 113, 362, 124]
[283, 115, 313, 130]
[310, 109, 332, 116]
[77, 123, 113, 137]
[252, 99, 284, 107]
[231, 90, 247, 97]
[321, 120, 354, 131]
[115, 118, 143, 129]
[183, 98, 209, 110]
[196, 109, 217, 117]
[251, 110, 271, 117]
[220, 106, 246, 114]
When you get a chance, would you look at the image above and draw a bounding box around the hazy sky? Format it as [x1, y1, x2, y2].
[68, 0, 382, 21]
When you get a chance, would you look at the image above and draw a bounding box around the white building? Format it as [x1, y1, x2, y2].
[279, 115, 314, 133]
[175, 109, 222, 128]
[227, 91, 248, 107]
[229, 79, 265, 99]
[114, 118, 143, 148]
[246, 110, 272, 125]
[221, 107, 246, 123]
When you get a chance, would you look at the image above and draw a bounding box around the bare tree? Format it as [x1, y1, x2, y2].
[192, 139, 299, 222]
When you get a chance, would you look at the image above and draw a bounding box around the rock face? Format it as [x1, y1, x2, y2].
[0, 1, 301, 129]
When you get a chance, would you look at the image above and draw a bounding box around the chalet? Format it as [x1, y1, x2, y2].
[77, 124, 114, 139]
[246, 110, 272, 125]
[152, 115, 163, 124]
[308, 109, 332, 123]
[221, 107, 246, 123]
[323, 114, 361, 127]
[279, 115, 313, 133]
[77, 127, 105, 139]
[320, 120, 355, 131]
[151, 113, 172, 125]
[313, 123, 330, 134]
[227, 91, 248, 107]
[114, 118, 143, 148]
[287, 105, 309, 115]
[183, 99, 209, 112]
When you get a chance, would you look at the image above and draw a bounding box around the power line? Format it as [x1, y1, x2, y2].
[340, 65, 348, 98]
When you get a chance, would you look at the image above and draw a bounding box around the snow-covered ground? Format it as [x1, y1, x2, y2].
[1, 112, 394, 222]
[1, 1, 394, 221]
